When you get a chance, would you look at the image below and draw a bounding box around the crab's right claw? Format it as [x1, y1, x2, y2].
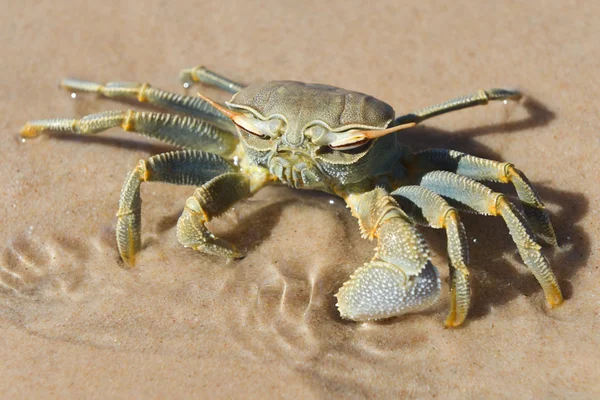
[335, 260, 441, 321]
[338, 188, 442, 321]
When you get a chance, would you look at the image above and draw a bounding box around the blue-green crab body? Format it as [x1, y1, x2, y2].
[22, 66, 560, 327]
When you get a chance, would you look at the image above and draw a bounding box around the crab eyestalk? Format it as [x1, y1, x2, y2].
[197, 92, 264, 137]
[329, 121, 416, 150]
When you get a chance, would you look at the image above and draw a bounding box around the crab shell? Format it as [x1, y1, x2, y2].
[228, 81, 405, 190]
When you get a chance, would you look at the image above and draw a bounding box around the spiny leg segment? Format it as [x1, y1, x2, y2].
[117, 150, 236, 265]
[177, 172, 267, 258]
[336, 188, 441, 321]
[20, 110, 238, 156]
[393, 88, 522, 127]
[392, 185, 470, 327]
[413, 149, 556, 245]
[417, 170, 563, 307]
[179, 65, 245, 94]
[57, 78, 234, 130]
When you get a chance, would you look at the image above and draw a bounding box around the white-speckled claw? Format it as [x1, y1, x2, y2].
[335, 260, 441, 321]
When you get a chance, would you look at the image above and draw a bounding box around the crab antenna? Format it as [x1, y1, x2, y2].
[197, 92, 238, 120]
[361, 122, 417, 139]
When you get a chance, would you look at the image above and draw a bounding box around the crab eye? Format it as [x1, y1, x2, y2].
[268, 118, 286, 136]
[306, 125, 331, 146]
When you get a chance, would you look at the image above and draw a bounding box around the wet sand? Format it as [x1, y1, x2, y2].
[1, 1, 599, 398]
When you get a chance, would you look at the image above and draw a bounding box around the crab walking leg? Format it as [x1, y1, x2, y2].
[179, 65, 245, 94]
[412, 149, 556, 245]
[392, 186, 470, 327]
[418, 171, 563, 307]
[20, 110, 238, 156]
[58, 78, 233, 130]
[335, 188, 441, 321]
[117, 150, 236, 265]
[393, 88, 522, 126]
[177, 172, 266, 258]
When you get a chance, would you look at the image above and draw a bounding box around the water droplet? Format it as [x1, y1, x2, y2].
[472, 238, 478, 243]
[329, 200, 334, 205]
[71, 93, 77, 99]
[502, 100, 508, 105]
[21, 138, 26, 143]
[183, 82, 191, 89]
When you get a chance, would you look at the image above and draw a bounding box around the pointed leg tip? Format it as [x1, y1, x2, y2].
[537, 229, 558, 247]
[120, 254, 136, 268]
[547, 295, 564, 308]
[444, 310, 466, 328]
[20, 123, 39, 138]
[546, 286, 564, 308]
[178, 66, 201, 83]
[444, 319, 463, 329]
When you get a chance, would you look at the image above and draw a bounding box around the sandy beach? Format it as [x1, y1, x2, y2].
[1, 1, 598, 398]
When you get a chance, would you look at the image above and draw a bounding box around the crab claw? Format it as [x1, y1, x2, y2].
[335, 260, 441, 321]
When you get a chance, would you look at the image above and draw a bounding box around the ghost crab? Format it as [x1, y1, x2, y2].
[21, 65, 563, 327]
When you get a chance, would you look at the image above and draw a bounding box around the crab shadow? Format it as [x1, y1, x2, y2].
[154, 196, 299, 256]
[31, 93, 589, 323]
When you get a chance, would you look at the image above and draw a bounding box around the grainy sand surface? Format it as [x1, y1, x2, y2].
[1, 1, 598, 398]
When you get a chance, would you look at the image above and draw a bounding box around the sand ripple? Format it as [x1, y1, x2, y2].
[0, 193, 442, 396]
[0, 232, 88, 299]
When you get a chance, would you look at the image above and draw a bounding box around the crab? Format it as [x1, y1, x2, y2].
[20, 65, 563, 327]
